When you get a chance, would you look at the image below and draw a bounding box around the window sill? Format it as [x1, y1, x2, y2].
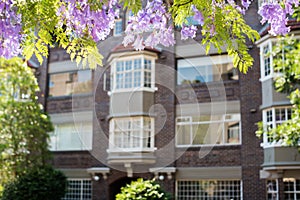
[50, 148, 92, 152]
[176, 143, 241, 148]
[107, 147, 157, 153]
[108, 87, 157, 95]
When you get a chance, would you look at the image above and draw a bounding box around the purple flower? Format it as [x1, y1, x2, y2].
[191, 5, 204, 26]
[258, 2, 289, 35]
[0, 1, 22, 58]
[181, 25, 197, 40]
[123, 0, 175, 50]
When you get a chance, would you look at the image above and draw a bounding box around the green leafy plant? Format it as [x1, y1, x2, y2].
[0, 58, 53, 192]
[1, 166, 67, 200]
[256, 36, 300, 148]
[116, 178, 170, 200]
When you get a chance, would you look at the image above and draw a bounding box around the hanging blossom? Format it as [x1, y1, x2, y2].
[57, 0, 120, 42]
[180, 5, 204, 40]
[123, 0, 175, 49]
[258, 0, 299, 35]
[0, 0, 22, 59]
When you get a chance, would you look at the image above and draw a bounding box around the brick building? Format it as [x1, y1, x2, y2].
[36, 1, 300, 199]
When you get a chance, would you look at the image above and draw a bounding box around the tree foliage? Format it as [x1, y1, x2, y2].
[0, 58, 53, 191]
[256, 36, 300, 147]
[115, 178, 170, 200]
[1, 166, 67, 200]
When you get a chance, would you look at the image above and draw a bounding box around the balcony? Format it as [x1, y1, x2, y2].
[262, 146, 300, 169]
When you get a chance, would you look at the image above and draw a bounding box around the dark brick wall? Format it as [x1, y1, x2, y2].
[50, 151, 101, 168]
[176, 146, 241, 167]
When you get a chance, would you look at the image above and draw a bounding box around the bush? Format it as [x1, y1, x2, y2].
[1, 166, 67, 200]
[116, 178, 170, 200]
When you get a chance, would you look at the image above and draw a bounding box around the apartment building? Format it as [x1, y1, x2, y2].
[34, 1, 300, 199]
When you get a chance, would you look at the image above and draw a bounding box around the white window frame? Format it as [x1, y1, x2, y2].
[62, 179, 92, 200]
[177, 55, 236, 85]
[114, 18, 123, 36]
[284, 178, 300, 200]
[176, 114, 241, 147]
[108, 117, 156, 152]
[260, 40, 274, 81]
[110, 55, 155, 93]
[262, 107, 292, 147]
[176, 179, 242, 199]
[49, 122, 93, 151]
[266, 179, 279, 200]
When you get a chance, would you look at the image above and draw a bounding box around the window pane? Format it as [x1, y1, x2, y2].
[177, 180, 241, 199]
[114, 19, 123, 35]
[110, 117, 154, 149]
[50, 123, 92, 151]
[62, 180, 92, 200]
[176, 114, 241, 146]
[177, 124, 191, 145]
[134, 59, 141, 69]
[49, 71, 92, 97]
[177, 56, 237, 85]
[144, 59, 151, 69]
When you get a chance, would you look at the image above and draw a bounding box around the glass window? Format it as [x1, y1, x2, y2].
[263, 107, 292, 144]
[263, 45, 271, 77]
[114, 19, 123, 36]
[49, 70, 92, 97]
[266, 179, 278, 200]
[177, 55, 237, 85]
[111, 57, 154, 91]
[62, 179, 92, 200]
[49, 122, 92, 151]
[284, 178, 300, 200]
[176, 114, 241, 146]
[177, 180, 241, 199]
[109, 117, 154, 150]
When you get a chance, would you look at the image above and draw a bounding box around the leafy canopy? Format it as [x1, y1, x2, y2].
[0, 57, 53, 191]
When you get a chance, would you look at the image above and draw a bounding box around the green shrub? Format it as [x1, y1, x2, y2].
[116, 178, 170, 200]
[1, 166, 67, 200]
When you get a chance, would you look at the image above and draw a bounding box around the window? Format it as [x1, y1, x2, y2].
[266, 179, 278, 200]
[260, 41, 277, 80]
[49, 70, 92, 97]
[177, 180, 241, 199]
[284, 178, 300, 200]
[263, 45, 271, 77]
[111, 56, 155, 91]
[62, 179, 92, 200]
[176, 114, 241, 146]
[49, 122, 92, 151]
[263, 107, 292, 144]
[177, 55, 237, 85]
[114, 19, 123, 36]
[109, 117, 155, 151]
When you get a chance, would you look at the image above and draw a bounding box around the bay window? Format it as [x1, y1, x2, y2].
[109, 117, 155, 151]
[110, 56, 155, 91]
[262, 107, 292, 145]
[49, 122, 92, 151]
[176, 114, 241, 146]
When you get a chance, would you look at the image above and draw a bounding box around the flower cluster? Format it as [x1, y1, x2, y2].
[0, 0, 22, 59]
[123, 0, 175, 49]
[258, 0, 299, 35]
[57, 0, 119, 42]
